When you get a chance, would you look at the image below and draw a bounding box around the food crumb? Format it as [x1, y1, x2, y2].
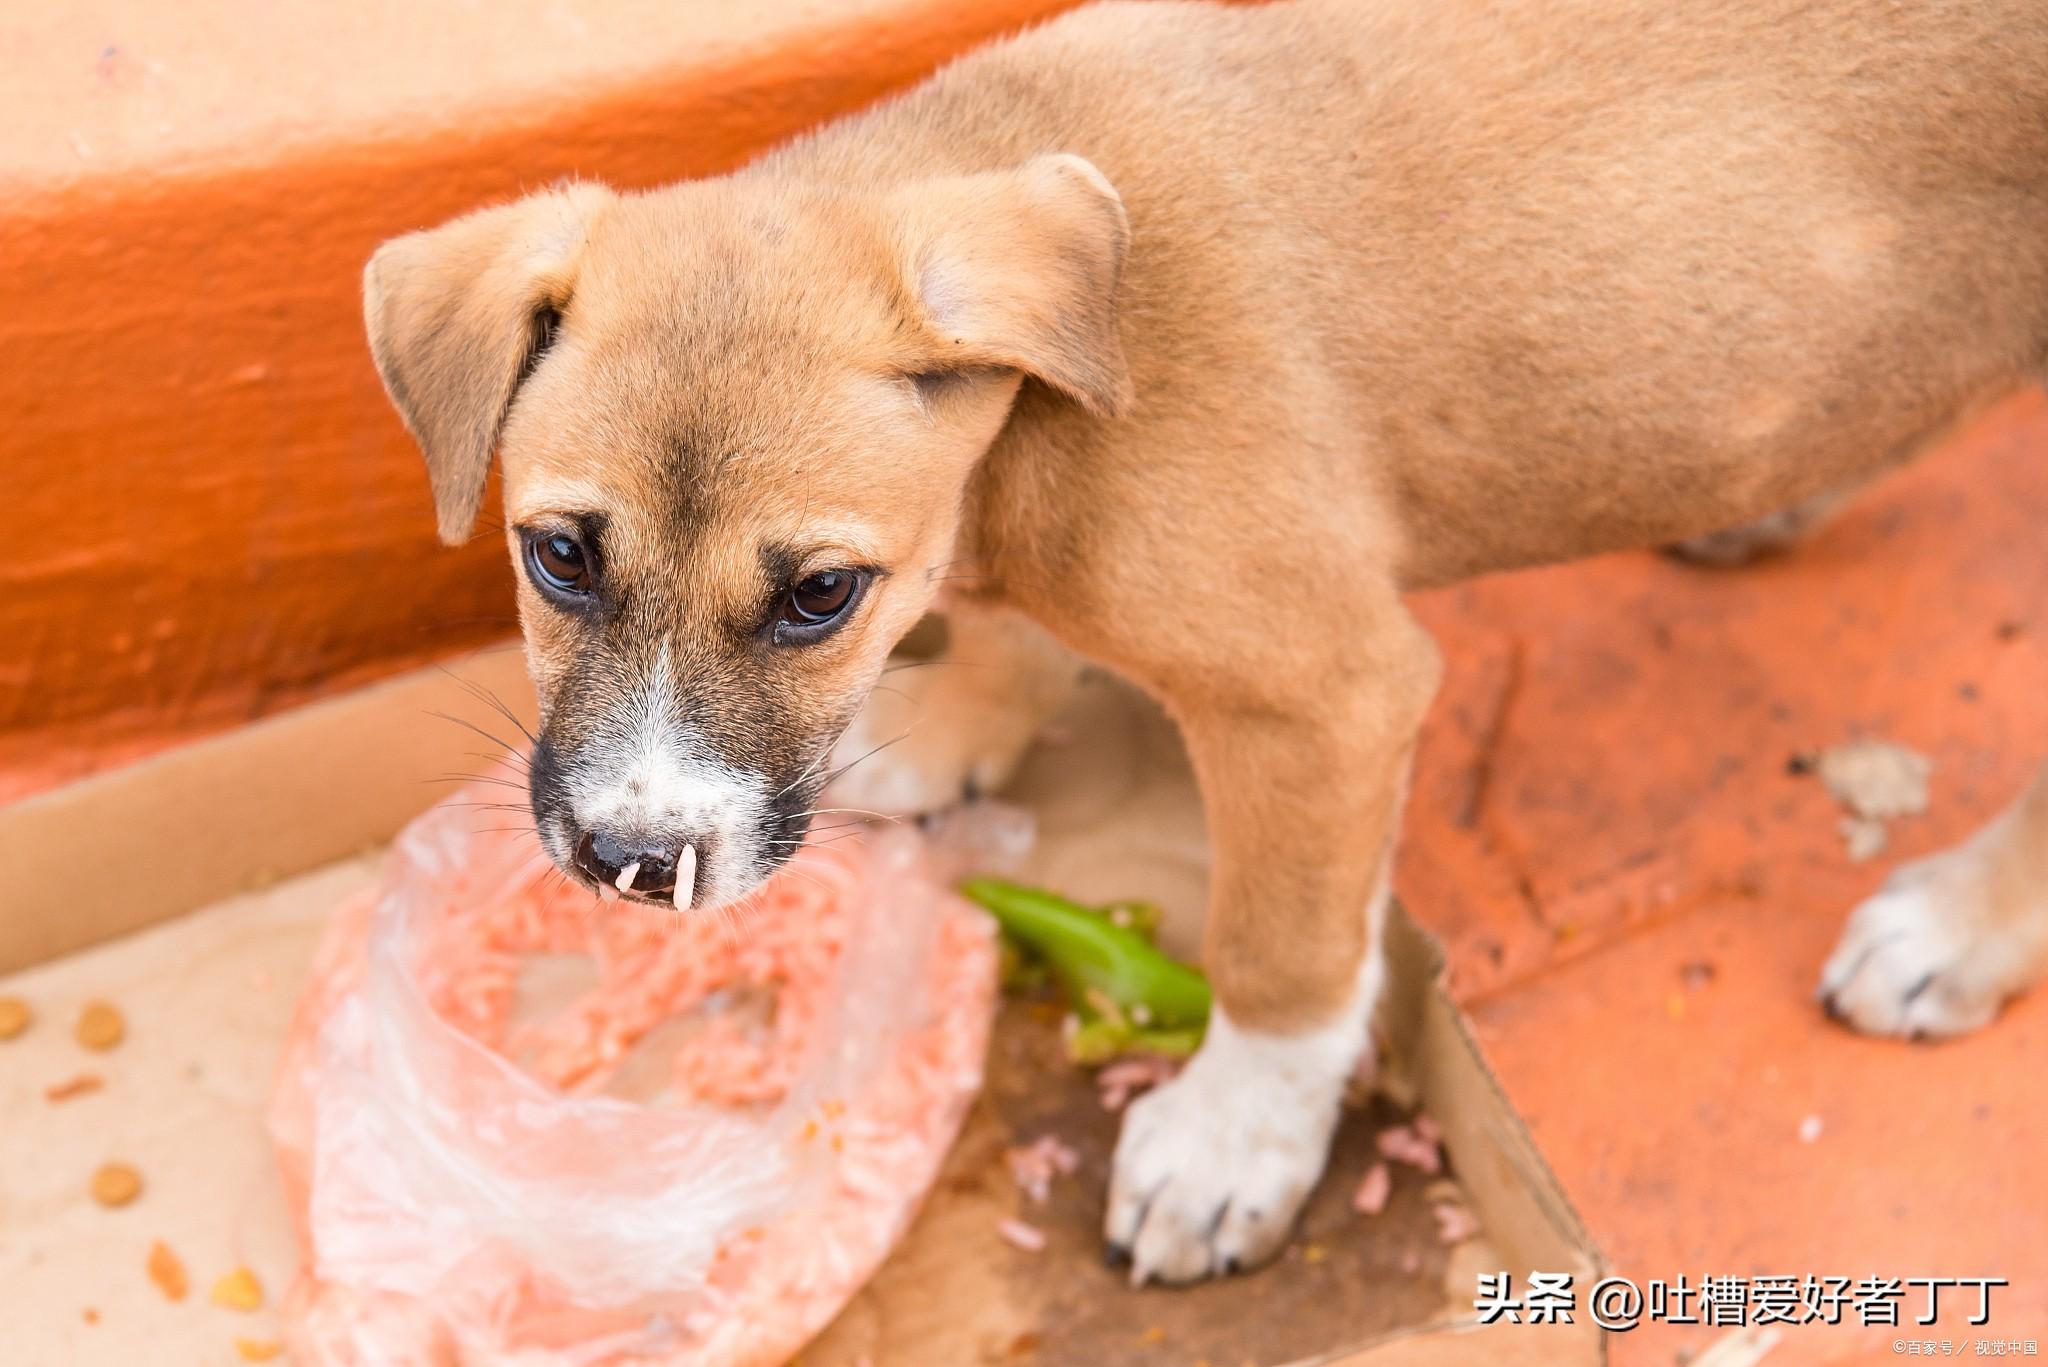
[1839, 815, 1889, 863]
[1815, 739, 1932, 821]
[75, 1001, 126, 1051]
[996, 1217, 1047, 1253]
[1375, 1121, 1444, 1174]
[0, 995, 32, 1039]
[234, 1339, 285, 1362]
[1006, 1133, 1081, 1204]
[1138, 1324, 1167, 1345]
[46, 1072, 104, 1103]
[1432, 1202, 1482, 1244]
[210, 1266, 265, 1311]
[81, 1307, 100, 1325]
[1352, 1161, 1392, 1216]
[1798, 1114, 1824, 1144]
[146, 1241, 188, 1301]
[90, 1162, 142, 1207]
[1095, 1054, 1182, 1111]
[1302, 1242, 1330, 1264]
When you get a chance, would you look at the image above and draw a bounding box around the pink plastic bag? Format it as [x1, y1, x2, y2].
[268, 793, 998, 1365]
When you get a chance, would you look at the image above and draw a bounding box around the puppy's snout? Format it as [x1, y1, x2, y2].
[574, 829, 702, 907]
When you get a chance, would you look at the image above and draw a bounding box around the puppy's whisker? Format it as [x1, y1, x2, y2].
[424, 709, 533, 764]
[437, 668, 539, 745]
[785, 805, 903, 824]
[428, 773, 531, 791]
[813, 728, 915, 794]
[773, 738, 845, 800]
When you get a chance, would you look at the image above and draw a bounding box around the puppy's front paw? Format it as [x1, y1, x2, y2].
[1104, 1010, 1356, 1285]
[1818, 844, 2047, 1039]
[822, 668, 1044, 819]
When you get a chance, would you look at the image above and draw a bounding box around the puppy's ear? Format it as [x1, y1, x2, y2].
[363, 183, 612, 544]
[892, 154, 1132, 417]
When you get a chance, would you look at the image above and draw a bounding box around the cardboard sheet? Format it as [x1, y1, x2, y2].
[0, 654, 1601, 1365]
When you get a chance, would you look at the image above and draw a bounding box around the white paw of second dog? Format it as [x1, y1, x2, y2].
[1817, 837, 2047, 1040]
[1104, 1007, 1359, 1285]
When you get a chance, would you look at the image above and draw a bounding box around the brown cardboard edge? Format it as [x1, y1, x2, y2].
[1289, 905, 1608, 1367]
[0, 643, 535, 973]
[1389, 904, 1603, 1282]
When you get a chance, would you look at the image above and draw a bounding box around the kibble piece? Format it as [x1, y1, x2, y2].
[0, 995, 31, 1039]
[90, 1162, 142, 1207]
[146, 1241, 188, 1301]
[235, 1342, 284, 1363]
[75, 1001, 125, 1051]
[210, 1266, 265, 1311]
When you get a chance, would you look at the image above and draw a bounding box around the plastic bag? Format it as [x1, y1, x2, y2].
[268, 791, 998, 1366]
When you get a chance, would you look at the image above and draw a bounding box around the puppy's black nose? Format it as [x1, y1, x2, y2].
[573, 829, 699, 904]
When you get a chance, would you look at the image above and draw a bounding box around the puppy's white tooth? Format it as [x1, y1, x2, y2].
[674, 844, 697, 909]
[598, 882, 619, 903]
[615, 860, 640, 893]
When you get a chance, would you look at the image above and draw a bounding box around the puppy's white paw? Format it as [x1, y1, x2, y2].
[1105, 1003, 1367, 1285]
[1818, 838, 2047, 1040]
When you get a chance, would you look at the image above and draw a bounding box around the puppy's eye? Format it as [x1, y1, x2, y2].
[784, 571, 855, 624]
[771, 569, 866, 644]
[529, 533, 593, 594]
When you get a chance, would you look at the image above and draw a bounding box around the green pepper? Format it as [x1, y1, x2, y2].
[962, 878, 1210, 1062]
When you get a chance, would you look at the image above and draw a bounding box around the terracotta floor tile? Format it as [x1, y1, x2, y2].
[1396, 386, 2048, 1364]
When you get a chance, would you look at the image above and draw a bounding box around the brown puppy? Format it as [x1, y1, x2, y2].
[364, 0, 2048, 1285]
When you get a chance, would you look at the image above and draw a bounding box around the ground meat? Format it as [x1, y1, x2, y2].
[1352, 1162, 1392, 1216]
[270, 794, 997, 1367]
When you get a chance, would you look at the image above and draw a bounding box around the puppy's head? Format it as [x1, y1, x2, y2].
[363, 157, 1128, 907]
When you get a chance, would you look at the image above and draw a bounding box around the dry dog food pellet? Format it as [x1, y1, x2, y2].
[235, 1341, 284, 1363]
[75, 1001, 125, 1051]
[90, 1162, 142, 1207]
[0, 995, 31, 1039]
[146, 1241, 188, 1301]
[210, 1266, 264, 1311]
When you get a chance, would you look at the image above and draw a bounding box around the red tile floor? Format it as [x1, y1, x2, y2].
[1398, 386, 2048, 1364]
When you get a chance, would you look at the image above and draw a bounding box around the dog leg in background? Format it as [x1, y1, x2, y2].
[823, 608, 1085, 817]
[1820, 760, 2048, 1038]
[1104, 600, 1440, 1284]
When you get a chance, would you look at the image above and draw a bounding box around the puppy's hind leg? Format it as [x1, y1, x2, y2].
[1819, 761, 2048, 1038]
[822, 608, 1085, 817]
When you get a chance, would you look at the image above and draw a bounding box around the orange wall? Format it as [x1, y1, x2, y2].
[0, 0, 1087, 802]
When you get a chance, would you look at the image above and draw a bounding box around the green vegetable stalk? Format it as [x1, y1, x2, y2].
[961, 878, 1210, 1064]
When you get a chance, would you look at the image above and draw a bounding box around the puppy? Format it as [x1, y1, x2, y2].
[364, 0, 2048, 1285]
